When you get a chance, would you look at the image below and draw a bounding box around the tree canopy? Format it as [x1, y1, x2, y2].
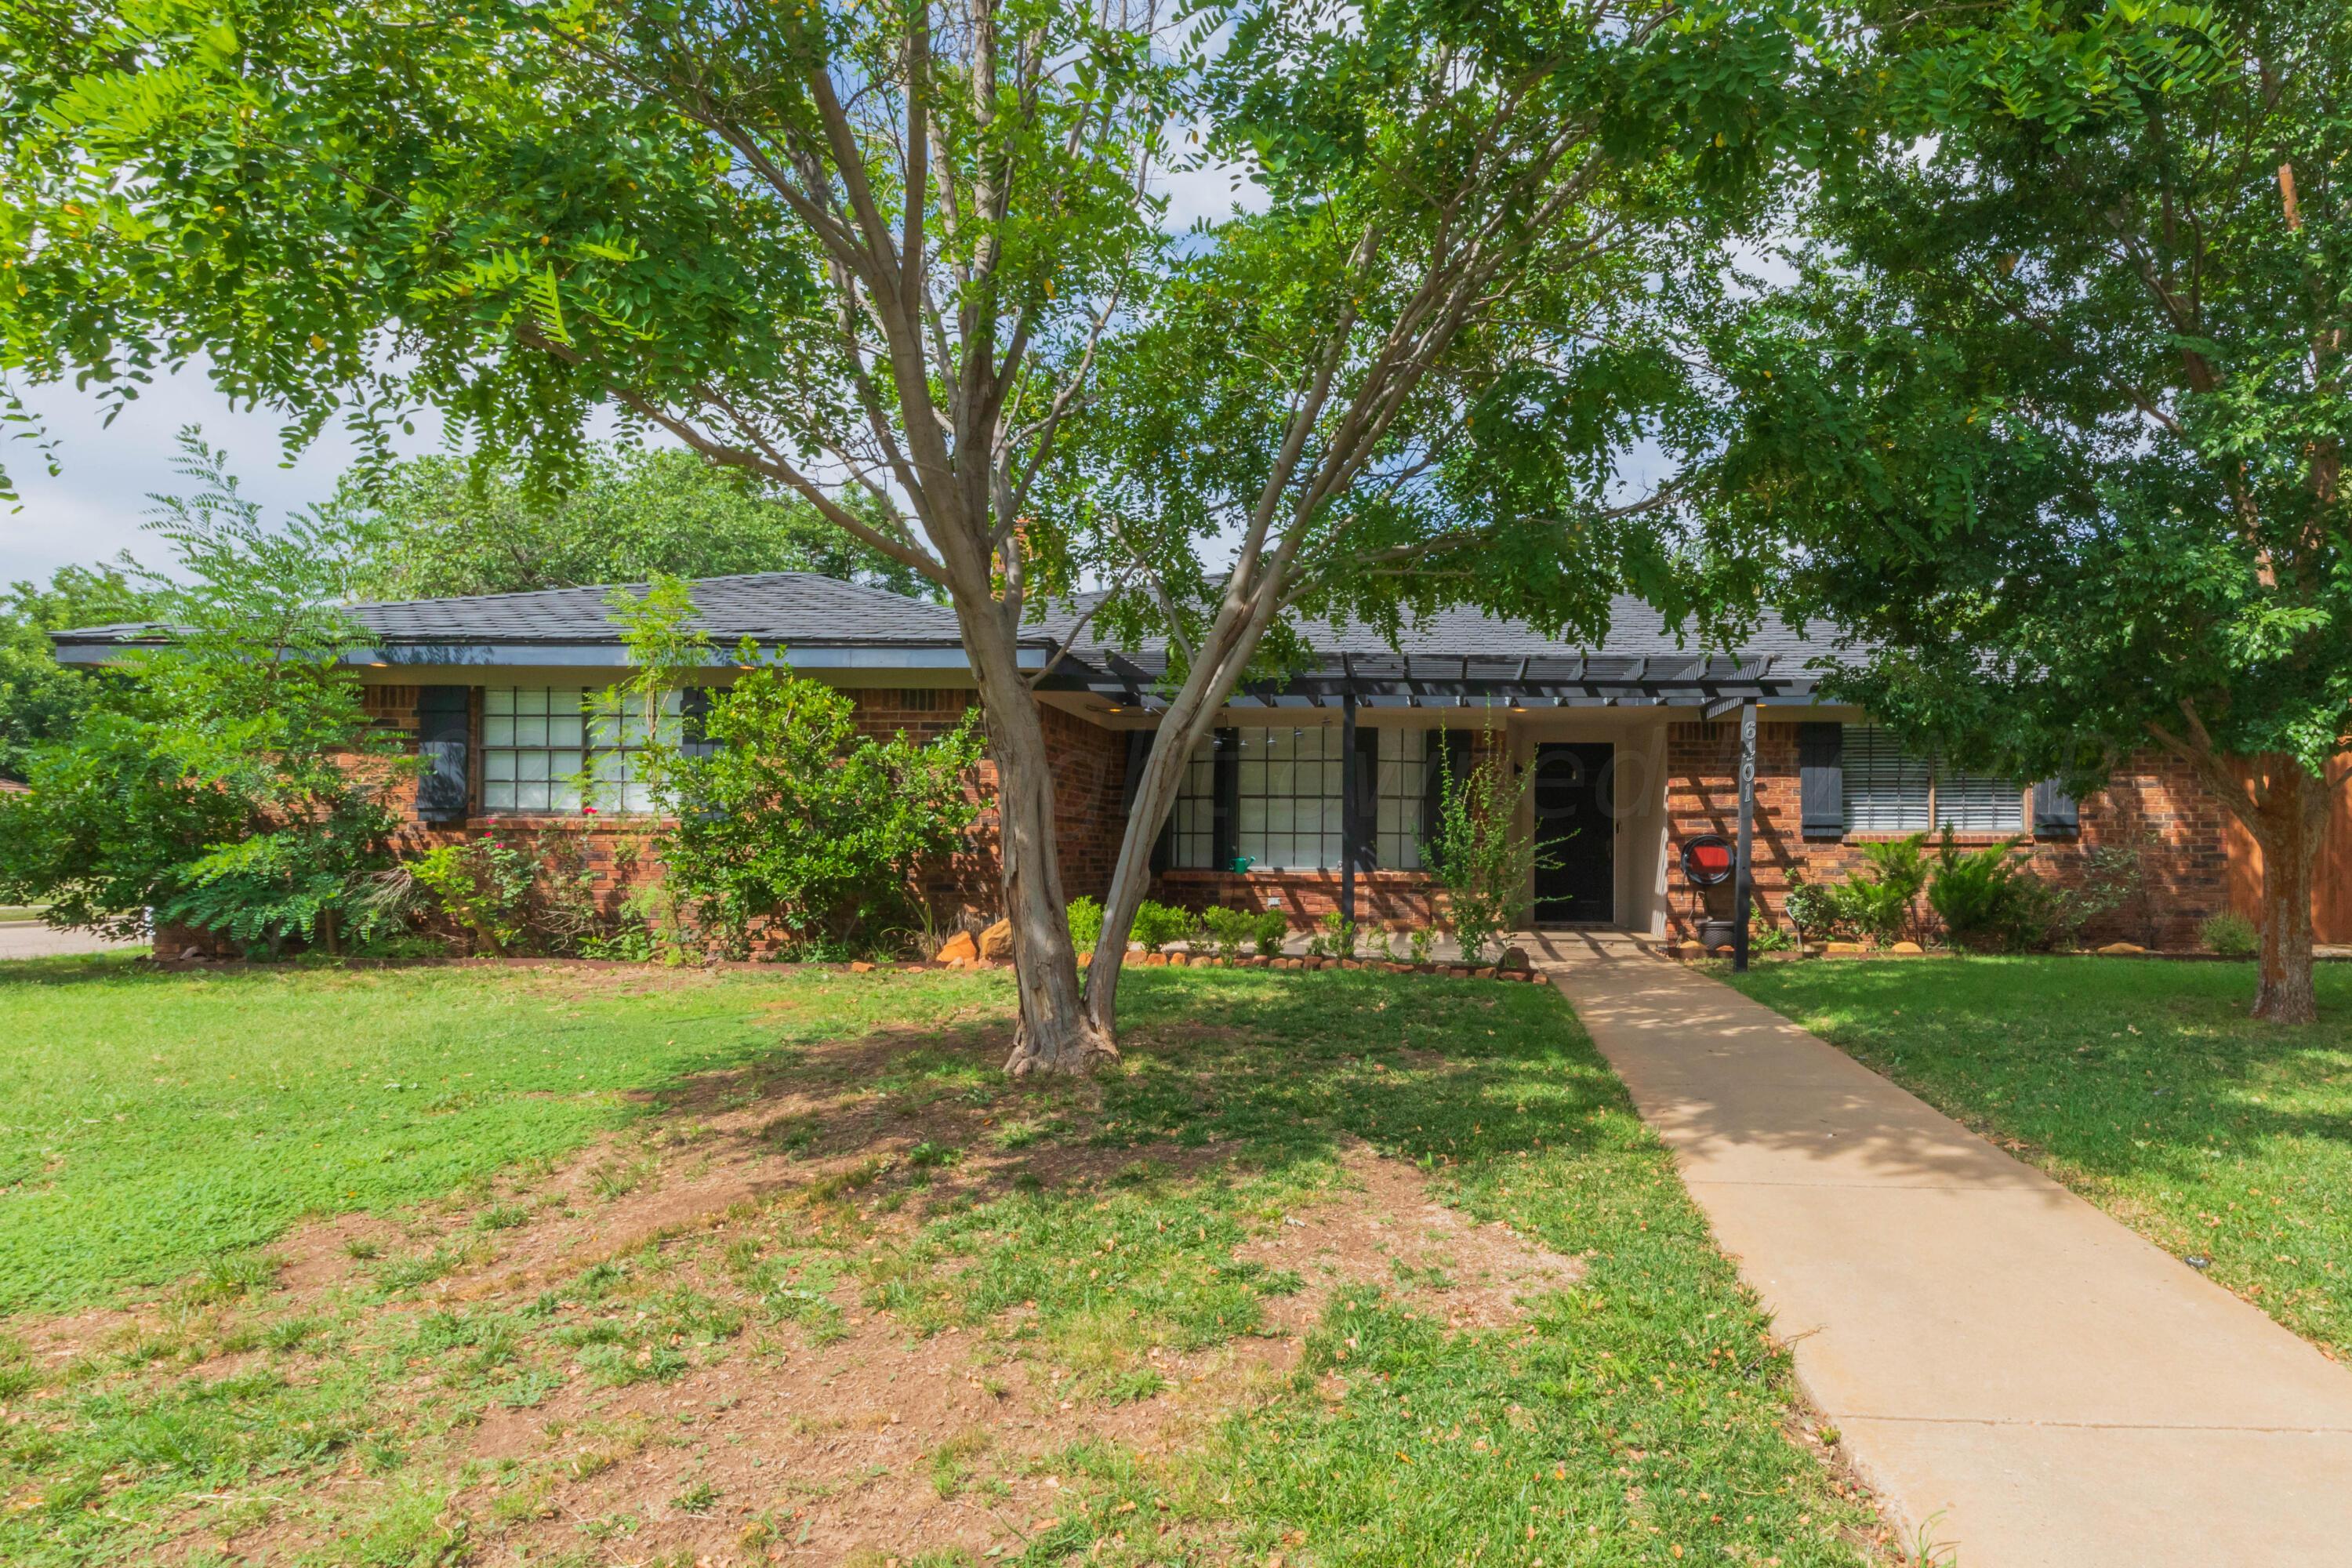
[1701, 0, 2350, 1018]
[0, 558, 158, 782]
[333, 445, 933, 601]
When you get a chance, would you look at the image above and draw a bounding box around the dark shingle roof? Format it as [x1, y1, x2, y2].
[345, 572, 967, 645]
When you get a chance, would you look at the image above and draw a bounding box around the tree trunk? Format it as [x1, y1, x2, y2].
[1083, 699, 1221, 1036]
[958, 608, 1118, 1076]
[2249, 762, 2322, 1025]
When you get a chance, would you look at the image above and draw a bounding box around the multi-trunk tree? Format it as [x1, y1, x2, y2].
[3, 0, 1177, 1068]
[1703, 0, 2350, 1020]
[1051, 0, 1835, 1036]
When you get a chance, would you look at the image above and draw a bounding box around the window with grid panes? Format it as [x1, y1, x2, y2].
[1840, 724, 2023, 833]
[1374, 728, 1426, 869]
[483, 686, 681, 813]
[1235, 724, 1344, 869]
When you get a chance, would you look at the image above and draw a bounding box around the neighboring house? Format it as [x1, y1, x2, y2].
[50, 572, 2347, 947]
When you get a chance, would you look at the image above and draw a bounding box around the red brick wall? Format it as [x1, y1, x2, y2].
[1156, 869, 1439, 931]
[1664, 720, 2235, 948]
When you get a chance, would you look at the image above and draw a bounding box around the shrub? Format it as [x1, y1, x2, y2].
[0, 437, 408, 955]
[608, 579, 985, 956]
[1928, 833, 2033, 950]
[1423, 737, 1539, 964]
[1065, 896, 1105, 953]
[1131, 900, 1199, 953]
[1310, 910, 1359, 960]
[411, 840, 535, 955]
[1782, 873, 1849, 943]
[1198, 905, 1257, 960]
[2201, 911, 2259, 957]
[1253, 907, 1290, 957]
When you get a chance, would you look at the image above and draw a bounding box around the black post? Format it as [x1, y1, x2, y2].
[1339, 695, 1359, 926]
[1733, 701, 1757, 972]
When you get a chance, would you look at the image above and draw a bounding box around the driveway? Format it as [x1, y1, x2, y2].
[0, 921, 147, 960]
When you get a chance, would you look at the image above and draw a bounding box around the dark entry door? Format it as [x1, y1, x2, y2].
[1532, 742, 1613, 924]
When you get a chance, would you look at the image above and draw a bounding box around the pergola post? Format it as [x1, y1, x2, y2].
[1733, 701, 1757, 972]
[1339, 692, 1359, 927]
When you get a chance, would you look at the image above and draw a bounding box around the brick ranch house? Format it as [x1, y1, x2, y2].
[52, 572, 2350, 949]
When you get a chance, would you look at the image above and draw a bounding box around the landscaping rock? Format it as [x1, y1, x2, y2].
[848, 961, 874, 973]
[1889, 940, 1925, 955]
[1450, 965, 1473, 978]
[935, 930, 980, 964]
[1167, 952, 1189, 967]
[978, 918, 1015, 961]
[1142, 952, 1167, 967]
[1824, 941, 1867, 954]
[1675, 942, 1708, 958]
[1473, 966, 1497, 980]
[1340, 959, 1363, 971]
[2098, 942, 2149, 956]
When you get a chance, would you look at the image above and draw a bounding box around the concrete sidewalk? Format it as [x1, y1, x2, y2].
[1531, 931, 2352, 1567]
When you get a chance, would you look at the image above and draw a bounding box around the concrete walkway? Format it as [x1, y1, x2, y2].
[1531, 931, 2352, 1567]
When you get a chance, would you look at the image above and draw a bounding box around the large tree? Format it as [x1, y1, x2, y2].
[336, 445, 934, 600]
[1044, 0, 1834, 1037]
[2, 0, 1175, 1067]
[1705, 0, 2350, 1019]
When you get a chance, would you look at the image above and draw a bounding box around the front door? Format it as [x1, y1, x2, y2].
[1532, 742, 1613, 924]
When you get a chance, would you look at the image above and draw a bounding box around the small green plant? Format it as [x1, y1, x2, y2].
[1253, 906, 1289, 957]
[1065, 895, 1104, 953]
[1408, 927, 1435, 964]
[1748, 920, 1795, 954]
[1312, 909, 1359, 959]
[1423, 736, 1542, 964]
[2200, 910, 2259, 957]
[1198, 904, 1257, 960]
[1131, 899, 1200, 953]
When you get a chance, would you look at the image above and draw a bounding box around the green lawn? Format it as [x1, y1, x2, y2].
[1726, 956, 2352, 1359]
[0, 955, 1003, 1312]
[0, 960, 1885, 1566]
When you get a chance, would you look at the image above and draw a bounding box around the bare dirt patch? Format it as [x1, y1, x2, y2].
[1241, 1141, 1586, 1337]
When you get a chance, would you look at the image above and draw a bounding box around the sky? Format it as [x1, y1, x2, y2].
[0, 368, 448, 583]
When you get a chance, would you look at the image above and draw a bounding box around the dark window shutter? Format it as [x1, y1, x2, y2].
[1211, 727, 1240, 870]
[1798, 722, 1845, 840]
[415, 685, 471, 823]
[1352, 724, 1381, 870]
[2032, 779, 2081, 839]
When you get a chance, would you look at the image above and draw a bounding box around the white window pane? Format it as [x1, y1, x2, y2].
[1239, 798, 1267, 833]
[485, 750, 516, 782]
[485, 781, 515, 809]
[1940, 772, 2023, 833]
[486, 688, 514, 716]
[484, 716, 514, 746]
[547, 715, 584, 747]
[624, 782, 657, 813]
[547, 749, 582, 780]
[515, 715, 548, 747]
[1269, 797, 1294, 832]
[517, 782, 550, 811]
[518, 752, 550, 782]
[551, 779, 582, 812]
[1267, 760, 1293, 794]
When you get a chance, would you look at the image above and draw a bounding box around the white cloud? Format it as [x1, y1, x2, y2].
[0, 361, 450, 583]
